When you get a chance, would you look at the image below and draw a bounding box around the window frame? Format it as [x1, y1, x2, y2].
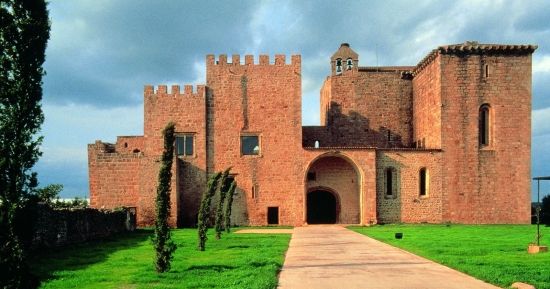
[385, 167, 395, 198]
[479, 104, 492, 148]
[240, 134, 261, 156]
[419, 167, 429, 197]
[175, 133, 195, 157]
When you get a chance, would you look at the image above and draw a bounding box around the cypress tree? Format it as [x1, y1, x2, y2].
[214, 167, 231, 240]
[197, 172, 221, 251]
[152, 122, 177, 273]
[1, 1, 50, 287]
[224, 180, 237, 233]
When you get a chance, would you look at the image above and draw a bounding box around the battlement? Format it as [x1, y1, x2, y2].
[206, 54, 300, 66]
[144, 84, 206, 97]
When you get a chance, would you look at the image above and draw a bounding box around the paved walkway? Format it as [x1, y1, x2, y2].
[278, 225, 501, 289]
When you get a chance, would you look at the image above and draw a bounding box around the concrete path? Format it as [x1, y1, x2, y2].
[278, 225, 501, 289]
[235, 228, 293, 234]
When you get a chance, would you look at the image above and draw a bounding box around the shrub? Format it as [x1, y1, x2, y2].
[224, 180, 237, 233]
[214, 168, 232, 240]
[197, 172, 221, 251]
[152, 122, 177, 273]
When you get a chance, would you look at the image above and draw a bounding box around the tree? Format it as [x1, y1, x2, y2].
[36, 183, 63, 206]
[197, 172, 221, 251]
[224, 180, 237, 233]
[152, 122, 177, 273]
[1, 1, 50, 287]
[214, 167, 231, 240]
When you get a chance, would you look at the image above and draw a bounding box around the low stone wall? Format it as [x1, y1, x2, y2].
[31, 206, 136, 249]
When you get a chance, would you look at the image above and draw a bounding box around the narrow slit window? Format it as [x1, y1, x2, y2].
[176, 134, 194, 156]
[479, 105, 490, 146]
[385, 168, 393, 196]
[484, 64, 489, 78]
[419, 168, 428, 196]
[251, 185, 257, 199]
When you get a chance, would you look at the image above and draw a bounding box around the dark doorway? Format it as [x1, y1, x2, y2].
[267, 207, 279, 225]
[307, 190, 338, 224]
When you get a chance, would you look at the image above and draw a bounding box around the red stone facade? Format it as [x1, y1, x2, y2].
[88, 42, 536, 227]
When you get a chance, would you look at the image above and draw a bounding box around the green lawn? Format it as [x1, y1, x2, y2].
[350, 224, 550, 289]
[30, 229, 291, 289]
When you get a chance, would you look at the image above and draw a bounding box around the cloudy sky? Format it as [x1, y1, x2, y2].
[37, 0, 550, 199]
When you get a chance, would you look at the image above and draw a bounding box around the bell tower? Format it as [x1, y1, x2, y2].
[330, 43, 359, 75]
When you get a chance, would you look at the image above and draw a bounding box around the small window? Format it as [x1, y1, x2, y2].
[176, 134, 194, 156]
[307, 172, 316, 181]
[241, 135, 260, 155]
[252, 185, 257, 199]
[336, 58, 342, 74]
[484, 64, 489, 78]
[385, 167, 394, 196]
[479, 104, 491, 147]
[267, 207, 279, 225]
[346, 58, 353, 70]
[419, 167, 428, 196]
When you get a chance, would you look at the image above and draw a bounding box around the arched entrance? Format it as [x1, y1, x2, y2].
[307, 190, 338, 224]
[305, 154, 361, 224]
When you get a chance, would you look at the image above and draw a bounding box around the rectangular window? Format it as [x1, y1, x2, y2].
[385, 169, 393, 196]
[176, 134, 194, 156]
[252, 185, 257, 199]
[241, 135, 260, 155]
[267, 207, 279, 225]
[419, 168, 427, 196]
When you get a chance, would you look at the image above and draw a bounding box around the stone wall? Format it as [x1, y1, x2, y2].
[376, 150, 443, 223]
[437, 51, 533, 223]
[88, 141, 141, 210]
[31, 206, 135, 249]
[307, 156, 360, 224]
[205, 54, 304, 226]
[310, 67, 413, 148]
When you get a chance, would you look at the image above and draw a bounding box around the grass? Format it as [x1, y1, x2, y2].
[30, 228, 291, 289]
[350, 224, 550, 289]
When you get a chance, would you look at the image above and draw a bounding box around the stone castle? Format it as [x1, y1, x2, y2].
[88, 42, 536, 227]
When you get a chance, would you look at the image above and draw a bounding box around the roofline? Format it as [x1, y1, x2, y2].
[412, 42, 537, 76]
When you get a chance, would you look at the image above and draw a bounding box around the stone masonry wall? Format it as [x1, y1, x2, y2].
[376, 150, 443, 223]
[206, 54, 304, 226]
[439, 52, 532, 223]
[88, 141, 141, 210]
[142, 84, 207, 226]
[308, 68, 413, 148]
[307, 156, 360, 224]
[412, 57, 442, 149]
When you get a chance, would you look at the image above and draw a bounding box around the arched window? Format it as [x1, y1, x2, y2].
[479, 104, 491, 147]
[346, 58, 353, 70]
[336, 58, 342, 74]
[385, 167, 394, 196]
[419, 167, 428, 197]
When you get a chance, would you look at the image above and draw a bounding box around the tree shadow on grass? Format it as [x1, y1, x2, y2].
[29, 229, 151, 287]
[186, 264, 236, 272]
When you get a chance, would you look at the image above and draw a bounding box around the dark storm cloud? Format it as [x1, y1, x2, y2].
[44, 0, 258, 107]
